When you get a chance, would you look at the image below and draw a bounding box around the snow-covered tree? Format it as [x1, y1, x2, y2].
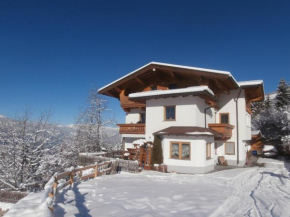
[76, 88, 116, 153]
[0, 109, 60, 191]
[275, 78, 290, 109]
[252, 79, 290, 148]
[252, 107, 288, 144]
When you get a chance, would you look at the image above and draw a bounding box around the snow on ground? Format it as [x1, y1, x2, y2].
[52, 159, 290, 217]
[0, 202, 14, 211]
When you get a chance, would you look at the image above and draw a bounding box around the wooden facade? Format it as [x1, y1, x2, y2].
[251, 133, 263, 151]
[244, 86, 264, 114]
[124, 143, 152, 170]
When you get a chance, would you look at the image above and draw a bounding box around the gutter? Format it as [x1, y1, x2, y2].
[234, 89, 242, 166]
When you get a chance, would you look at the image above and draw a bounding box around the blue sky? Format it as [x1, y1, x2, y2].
[0, 0, 289, 125]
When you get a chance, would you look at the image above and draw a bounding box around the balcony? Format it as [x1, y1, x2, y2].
[117, 123, 145, 135]
[208, 123, 235, 140]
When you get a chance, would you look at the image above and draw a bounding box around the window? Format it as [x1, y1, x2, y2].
[220, 113, 229, 124]
[225, 142, 235, 155]
[170, 142, 190, 160]
[168, 83, 177, 89]
[151, 85, 157, 90]
[206, 143, 211, 159]
[164, 106, 176, 120]
[140, 113, 146, 123]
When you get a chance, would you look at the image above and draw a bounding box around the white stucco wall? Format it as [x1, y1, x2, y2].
[125, 108, 144, 124]
[145, 96, 210, 138]
[215, 89, 250, 165]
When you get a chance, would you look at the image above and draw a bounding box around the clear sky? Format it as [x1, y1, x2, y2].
[0, 0, 289, 125]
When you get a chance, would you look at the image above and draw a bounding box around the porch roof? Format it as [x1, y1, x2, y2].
[153, 126, 222, 137]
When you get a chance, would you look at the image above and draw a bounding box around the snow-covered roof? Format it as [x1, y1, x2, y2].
[251, 130, 261, 136]
[98, 62, 238, 92]
[132, 139, 153, 146]
[186, 132, 213, 136]
[238, 80, 263, 87]
[154, 126, 222, 137]
[129, 86, 215, 100]
[79, 152, 107, 156]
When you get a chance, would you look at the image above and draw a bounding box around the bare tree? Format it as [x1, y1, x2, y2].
[76, 88, 116, 153]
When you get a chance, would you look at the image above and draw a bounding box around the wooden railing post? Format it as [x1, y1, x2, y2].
[70, 171, 74, 186]
[94, 164, 99, 178]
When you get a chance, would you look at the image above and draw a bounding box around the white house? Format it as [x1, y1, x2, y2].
[98, 62, 264, 173]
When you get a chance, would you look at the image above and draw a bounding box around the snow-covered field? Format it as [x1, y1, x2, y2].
[6, 158, 290, 217]
[52, 159, 290, 217]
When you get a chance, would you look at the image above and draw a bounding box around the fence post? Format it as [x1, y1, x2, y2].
[70, 171, 74, 186]
[94, 164, 99, 178]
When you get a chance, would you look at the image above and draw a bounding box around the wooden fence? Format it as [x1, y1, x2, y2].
[78, 155, 139, 173]
[0, 190, 28, 204]
[47, 161, 113, 213]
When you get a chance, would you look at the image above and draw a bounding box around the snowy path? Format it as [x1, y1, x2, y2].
[210, 161, 290, 217]
[53, 160, 290, 217]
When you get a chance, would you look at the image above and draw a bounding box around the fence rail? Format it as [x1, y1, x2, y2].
[47, 161, 113, 213]
[78, 155, 139, 173]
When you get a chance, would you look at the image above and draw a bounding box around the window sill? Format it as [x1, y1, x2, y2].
[164, 119, 176, 121]
[206, 157, 212, 160]
[170, 158, 191, 161]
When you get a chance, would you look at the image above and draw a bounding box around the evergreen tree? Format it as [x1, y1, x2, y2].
[275, 78, 290, 109]
[151, 136, 163, 165]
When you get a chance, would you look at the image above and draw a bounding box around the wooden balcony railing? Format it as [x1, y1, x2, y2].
[208, 123, 235, 140]
[117, 123, 145, 134]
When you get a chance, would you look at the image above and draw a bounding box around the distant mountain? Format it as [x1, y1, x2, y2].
[0, 114, 121, 149]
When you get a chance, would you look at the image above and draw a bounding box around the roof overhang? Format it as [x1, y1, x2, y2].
[98, 62, 240, 97]
[153, 126, 222, 138]
[128, 86, 217, 103]
[238, 80, 265, 102]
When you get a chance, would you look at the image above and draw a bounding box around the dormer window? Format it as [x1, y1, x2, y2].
[220, 113, 229, 124]
[168, 83, 177, 89]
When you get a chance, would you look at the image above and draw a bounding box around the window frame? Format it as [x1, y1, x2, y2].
[164, 106, 176, 121]
[170, 141, 190, 160]
[220, 113, 230, 124]
[225, 142, 235, 155]
[139, 113, 146, 123]
[206, 143, 212, 160]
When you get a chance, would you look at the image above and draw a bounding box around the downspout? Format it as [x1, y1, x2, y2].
[234, 89, 242, 166]
[204, 107, 212, 128]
